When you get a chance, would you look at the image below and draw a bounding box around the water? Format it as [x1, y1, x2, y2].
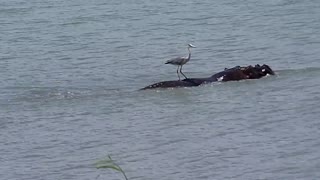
[1, 0, 320, 179]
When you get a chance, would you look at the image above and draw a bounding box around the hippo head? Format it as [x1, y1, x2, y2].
[260, 64, 275, 75]
[241, 64, 275, 79]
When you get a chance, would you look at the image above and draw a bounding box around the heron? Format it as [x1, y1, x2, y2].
[165, 43, 196, 80]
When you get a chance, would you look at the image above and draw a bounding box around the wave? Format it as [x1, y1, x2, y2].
[275, 66, 320, 76]
[1, 86, 124, 105]
[2, 66, 319, 104]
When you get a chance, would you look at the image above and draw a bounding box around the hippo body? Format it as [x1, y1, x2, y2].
[141, 64, 275, 90]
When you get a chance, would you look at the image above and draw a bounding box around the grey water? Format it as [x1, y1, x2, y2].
[1, 0, 320, 179]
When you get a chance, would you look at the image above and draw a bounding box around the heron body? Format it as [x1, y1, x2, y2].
[165, 44, 195, 80]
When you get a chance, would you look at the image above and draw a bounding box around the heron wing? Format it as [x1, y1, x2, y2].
[166, 57, 186, 65]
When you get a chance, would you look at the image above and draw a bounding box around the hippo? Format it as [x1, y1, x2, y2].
[141, 64, 275, 90]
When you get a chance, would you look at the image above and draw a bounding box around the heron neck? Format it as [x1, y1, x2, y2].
[187, 47, 191, 60]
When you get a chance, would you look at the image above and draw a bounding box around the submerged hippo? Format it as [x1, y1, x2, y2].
[141, 64, 275, 90]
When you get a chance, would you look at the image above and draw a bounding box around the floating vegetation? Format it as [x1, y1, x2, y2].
[95, 155, 128, 180]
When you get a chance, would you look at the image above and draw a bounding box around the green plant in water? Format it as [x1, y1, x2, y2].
[95, 155, 128, 180]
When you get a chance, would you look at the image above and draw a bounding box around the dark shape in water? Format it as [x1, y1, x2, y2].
[141, 64, 275, 90]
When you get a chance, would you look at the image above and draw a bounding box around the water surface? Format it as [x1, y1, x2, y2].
[1, 0, 320, 179]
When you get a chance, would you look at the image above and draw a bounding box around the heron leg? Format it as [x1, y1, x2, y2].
[180, 65, 188, 79]
[176, 66, 181, 81]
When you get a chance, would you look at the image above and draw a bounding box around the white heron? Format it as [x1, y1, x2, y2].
[165, 43, 196, 80]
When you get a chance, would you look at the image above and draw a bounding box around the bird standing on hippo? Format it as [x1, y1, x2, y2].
[165, 44, 196, 80]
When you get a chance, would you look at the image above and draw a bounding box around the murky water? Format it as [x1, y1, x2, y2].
[1, 0, 320, 179]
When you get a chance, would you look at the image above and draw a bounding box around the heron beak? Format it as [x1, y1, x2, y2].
[188, 44, 196, 48]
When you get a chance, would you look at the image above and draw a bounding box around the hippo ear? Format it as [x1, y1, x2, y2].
[261, 64, 275, 75]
